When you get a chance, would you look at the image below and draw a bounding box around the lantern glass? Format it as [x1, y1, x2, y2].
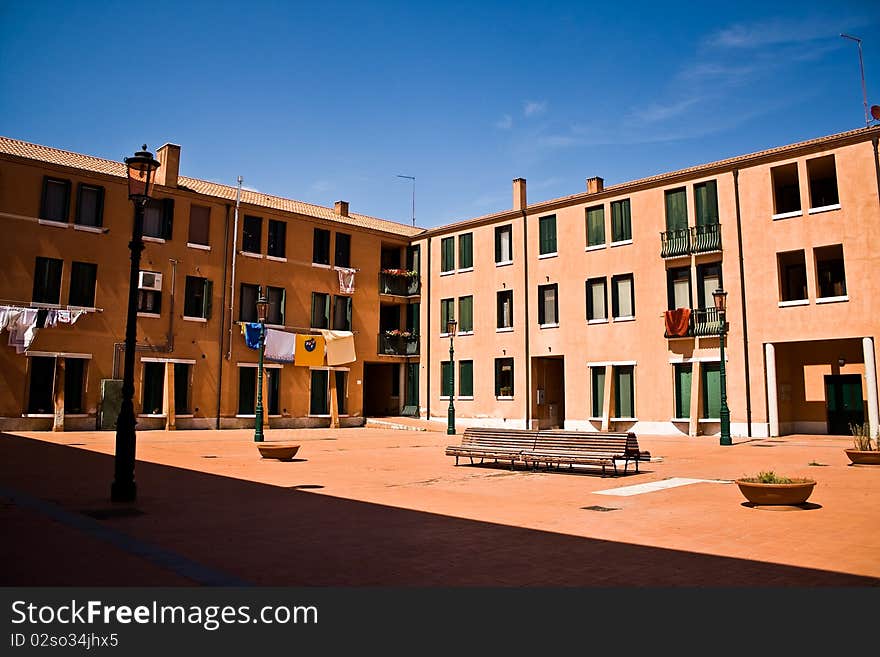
[713, 287, 728, 313]
[256, 294, 269, 323]
[125, 145, 160, 201]
[446, 319, 457, 336]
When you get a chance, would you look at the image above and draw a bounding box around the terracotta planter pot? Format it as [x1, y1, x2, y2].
[257, 444, 301, 461]
[735, 479, 816, 506]
[845, 449, 880, 465]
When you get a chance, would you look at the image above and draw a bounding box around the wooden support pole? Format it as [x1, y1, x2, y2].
[329, 369, 340, 429]
[164, 362, 176, 431]
[52, 357, 65, 432]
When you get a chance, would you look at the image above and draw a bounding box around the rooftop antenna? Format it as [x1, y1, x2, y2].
[397, 174, 414, 228]
[840, 34, 871, 128]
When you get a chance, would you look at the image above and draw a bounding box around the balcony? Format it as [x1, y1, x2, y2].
[664, 308, 692, 338]
[379, 271, 421, 297]
[660, 228, 690, 258]
[660, 223, 722, 258]
[378, 333, 420, 356]
[691, 223, 721, 254]
[692, 307, 724, 336]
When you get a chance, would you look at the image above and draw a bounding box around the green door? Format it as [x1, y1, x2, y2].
[825, 374, 864, 435]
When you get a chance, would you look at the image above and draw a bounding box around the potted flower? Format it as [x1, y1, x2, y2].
[384, 329, 412, 337]
[845, 422, 880, 465]
[381, 268, 418, 278]
[735, 471, 816, 506]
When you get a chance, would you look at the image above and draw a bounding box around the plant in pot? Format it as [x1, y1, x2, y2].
[845, 422, 880, 465]
[735, 470, 816, 506]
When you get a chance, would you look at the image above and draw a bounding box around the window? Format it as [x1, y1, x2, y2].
[69, 261, 97, 308]
[586, 278, 607, 321]
[242, 215, 262, 254]
[406, 244, 420, 274]
[587, 366, 605, 418]
[182, 276, 211, 319]
[313, 228, 331, 264]
[142, 362, 165, 415]
[702, 363, 721, 419]
[310, 370, 328, 415]
[143, 199, 174, 239]
[64, 358, 87, 414]
[586, 206, 605, 247]
[40, 177, 70, 223]
[696, 263, 722, 310]
[694, 180, 718, 226]
[267, 220, 286, 258]
[311, 292, 330, 328]
[333, 295, 352, 331]
[458, 296, 473, 332]
[239, 283, 259, 323]
[440, 360, 453, 397]
[173, 363, 191, 414]
[267, 369, 281, 415]
[75, 183, 104, 227]
[32, 257, 63, 304]
[538, 214, 557, 255]
[667, 267, 691, 310]
[238, 367, 256, 415]
[137, 288, 162, 314]
[459, 360, 474, 397]
[665, 188, 688, 231]
[440, 237, 455, 273]
[613, 365, 635, 418]
[772, 163, 801, 215]
[497, 290, 513, 329]
[674, 364, 692, 419]
[333, 371, 346, 415]
[335, 233, 351, 268]
[458, 233, 473, 269]
[807, 156, 839, 209]
[611, 274, 635, 319]
[777, 251, 807, 302]
[815, 245, 847, 299]
[495, 358, 514, 397]
[266, 286, 285, 325]
[187, 205, 210, 246]
[27, 356, 55, 414]
[440, 298, 454, 333]
[538, 284, 558, 325]
[611, 199, 631, 242]
[495, 224, 513, 263]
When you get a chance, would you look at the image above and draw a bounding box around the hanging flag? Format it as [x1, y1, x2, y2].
[294, 334, 326, 367]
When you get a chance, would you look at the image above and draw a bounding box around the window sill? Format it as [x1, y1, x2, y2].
[588, 417, 604, 422]
[23, 414, 54, 418]
[73, 224, 104, 234]
[456, 267, 473, 274]
[266, 255, 287, 262]
[38, 219, 68, 228]
[458, 396, 474, 401]
[778, 299, 809, 307]
[440, 270, 455, 276]
[496, 327, 514, 333]
[457, 330, 474, 336]
[611, 417, 638, 422]
[183, 316, 208, 323]
[311, 262, 332, 269]
[308, 414, 351, 419]
[137, 312, 161, 319]
[31, 301, 61, 308]
[495, 260, 514, 268]
[235, 414, 256, 418]
[816, 295, 848, 304]
[496, 396, 515, 401]
[63, 414, 91, 418]
[539, 323, 559, 329]
[265, 323, 285, 329]
[138, 414, 167, 418]
[808, 203, 841, 215]
[613, 316, 636, 323]
[240, 251, 263, 259]
[671, 418, 691, 423]
[698, 418, 720, 423]
[585, 244, 606, 252]
[610, 239, 633, 248]
[772, 210, 802, 221]
[175, 414, 194, 418]
[187, 242, 211, 251]
[587, 318, 608, 325]
[143, 236, 166, 243]
[538, 252, 558, 259]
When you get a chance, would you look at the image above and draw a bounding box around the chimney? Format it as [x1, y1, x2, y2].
[334, 200, 350, 217]
[154, 143, 181, 188]
[586, 176, 604, 194]
[513, 178, 527, 211]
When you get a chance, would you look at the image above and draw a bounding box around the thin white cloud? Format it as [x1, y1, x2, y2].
[637, 97, 703, 124]
[523, 100, 547, 117]
[241, 185, 260, 192]
[706, 15, 868, 49]
[495, 114, 513, 130]
[310, 180, 333, 193]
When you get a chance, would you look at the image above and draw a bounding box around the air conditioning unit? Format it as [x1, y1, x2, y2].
[138, 271, 163, 291]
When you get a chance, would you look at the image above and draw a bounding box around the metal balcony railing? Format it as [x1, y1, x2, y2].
[660, 228, 690, 258]
[378, 333, 420, 356]
[379, 273, 421, 296]
[691, 223, 721, 254]
[692, 307, 724, 336]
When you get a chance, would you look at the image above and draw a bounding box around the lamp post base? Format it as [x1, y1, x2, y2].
[110, 480, 137, 503]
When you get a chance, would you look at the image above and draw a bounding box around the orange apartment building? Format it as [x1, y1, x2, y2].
[1, 126, 878, 438]
[416, 126, 880, 438]
[0, 137, 422, 431]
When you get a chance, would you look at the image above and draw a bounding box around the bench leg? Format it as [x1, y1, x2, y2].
[455, 456, 459, 466]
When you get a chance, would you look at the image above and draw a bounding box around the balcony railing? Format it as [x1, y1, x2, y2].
[661, 223, 722, 257]
[692, 307, 724, 336]
[379, 272, 421, 296]
[378, 333, 420, 356]
[691, 223, 721, 254]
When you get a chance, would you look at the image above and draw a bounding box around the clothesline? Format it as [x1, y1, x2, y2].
[237, 253, 361, 273]
[0, 300, 103, 313]
[234, 321, 359, 335]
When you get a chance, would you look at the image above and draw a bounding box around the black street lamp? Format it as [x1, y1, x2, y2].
[446, 318, 457, 435]
[254, 292, 269, 443]
[713, 287, 732, 446]
[112, 146, 160, 503]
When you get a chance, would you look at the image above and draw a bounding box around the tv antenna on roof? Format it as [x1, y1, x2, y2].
[397, 175, 415, 227]
[840, 34, 872, 128]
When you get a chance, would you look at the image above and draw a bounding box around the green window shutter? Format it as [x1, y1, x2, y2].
[441, 237, 454, 272]
[591, 367, 605, 417]
[539, 216, 557, 254]
[459, 361, 473, 397]
[614, 366, 634, 418]
[587, 207, 605, 246]
[702, 364, 721, 418]
[695, 180, 719, 226]
[310, 370, 329, 415]
[459, 233, 473, 269]
[665, 189, 687, 231]
[441, 361, 453, 397]
[675, 364, 692, 418]
[459, 296, 473, 332]
[203, 279, 213, 319]
[611, 200, 632, 242]
[161, 199, 175, 240]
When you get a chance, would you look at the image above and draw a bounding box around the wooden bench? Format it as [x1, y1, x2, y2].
[445, 427, 539, 469]
[522, 430, 644, 476]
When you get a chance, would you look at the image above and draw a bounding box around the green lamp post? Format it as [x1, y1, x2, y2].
[713, 287, 731, 446]
[446, 318, 457, 435]
[254, 292, 269, 443]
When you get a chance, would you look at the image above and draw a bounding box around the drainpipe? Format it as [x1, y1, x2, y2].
[167, 258, 178, 352]
[872, 138, 880, 201]
[522, 210, 531, 430]
[216, 203, 231, 429]
[733, 169, 752, 436]
[227, 176, 242, 360]
[426, 236, 432, 422]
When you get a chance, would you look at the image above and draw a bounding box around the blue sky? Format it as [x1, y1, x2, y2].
[2, 1, 878, 228]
